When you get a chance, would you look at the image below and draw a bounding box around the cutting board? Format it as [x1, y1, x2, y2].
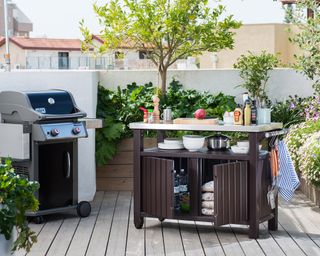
[173, 118, 219, 125]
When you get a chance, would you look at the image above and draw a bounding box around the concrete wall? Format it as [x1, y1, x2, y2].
[99, 68, 315, 102]
[0, 70, 99, 201]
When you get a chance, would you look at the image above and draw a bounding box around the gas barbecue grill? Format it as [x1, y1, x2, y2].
[0, 90, 91, 223]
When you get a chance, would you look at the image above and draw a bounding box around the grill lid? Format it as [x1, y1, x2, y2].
[26, 91, 76, 115]
[0, 90, 86, 123]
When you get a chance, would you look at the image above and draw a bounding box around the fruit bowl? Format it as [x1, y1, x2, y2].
[182, 135, 205, 152]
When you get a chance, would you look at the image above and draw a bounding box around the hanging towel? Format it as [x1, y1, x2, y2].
[278, 140, 300, 201]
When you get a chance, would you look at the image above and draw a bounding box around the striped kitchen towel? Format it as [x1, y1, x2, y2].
[278, 140, 300, 201]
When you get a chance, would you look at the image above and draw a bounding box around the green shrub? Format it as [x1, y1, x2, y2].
[271, 95, 306, 127]
[298, 131, 320, 187]
[96, 80, 237, 166]
[0, 159, 39, 252]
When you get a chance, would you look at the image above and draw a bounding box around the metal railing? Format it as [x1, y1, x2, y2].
[26, 56, 115, 70]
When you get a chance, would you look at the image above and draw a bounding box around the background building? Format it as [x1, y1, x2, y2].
[0, 0, 33, 37]
[199, 23, 301, 69]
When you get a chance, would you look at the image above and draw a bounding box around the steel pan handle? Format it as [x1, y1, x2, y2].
[66, 152, 71, 178]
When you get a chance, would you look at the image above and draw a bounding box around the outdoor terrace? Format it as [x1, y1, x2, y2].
[14, 191, 320, 256]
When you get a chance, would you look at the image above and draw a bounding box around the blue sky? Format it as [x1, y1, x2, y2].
[13, 0, 285, 39]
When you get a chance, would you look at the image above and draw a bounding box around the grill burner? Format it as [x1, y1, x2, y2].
[0, 89, 92, 222]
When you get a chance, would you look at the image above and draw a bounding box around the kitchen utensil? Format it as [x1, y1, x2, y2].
[161, 108, 173, 123]
[231, 145, 249, 154]
[182, 135, 205, 152]
[237, 141, 249, 148]
[223, 111, 234, 125]
[207, 134, 230, 150]
[158, 142, 184, 150]
[163, 138, 183, 145]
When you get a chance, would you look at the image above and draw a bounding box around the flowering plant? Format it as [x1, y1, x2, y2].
[298, 131, 320, 187]
[271, 95, 305, 127]
[304, 95, 320, 121]
[285, 119, 320, 170]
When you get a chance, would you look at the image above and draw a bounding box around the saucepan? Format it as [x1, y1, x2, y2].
[207, 134, 230, 150]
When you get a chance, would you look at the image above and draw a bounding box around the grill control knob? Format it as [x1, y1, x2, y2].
[72, 127, 81, 135]
[50, 128, 60, 137]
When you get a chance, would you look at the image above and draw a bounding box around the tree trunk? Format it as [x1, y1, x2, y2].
[159, 68, 167, 95]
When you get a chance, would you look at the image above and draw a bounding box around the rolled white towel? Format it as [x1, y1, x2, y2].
[202, 181, 214, 192]
[202, 201, 214, 209]
[201, 208, 214, 216]
[202, 192, 214, 201]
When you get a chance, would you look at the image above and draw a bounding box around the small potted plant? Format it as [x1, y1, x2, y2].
[234, 51, 279, 124]
[0, 159, 39, 254]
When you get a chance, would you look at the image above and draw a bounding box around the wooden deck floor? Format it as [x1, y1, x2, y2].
[15, 191, 320, 256]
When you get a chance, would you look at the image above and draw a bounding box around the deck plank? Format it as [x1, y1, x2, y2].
[215, 225, 245, 256]
[195, 221, 224, 255]
[46, 216, 80, 256]
[86, 191, 118, 256]
[278, 204, 320, 255]
[162, 220, 184, 256]
[125, 197, 145, 256]
[26, 216, 63, 256]
[231, 225, 265, 256]
[286, 193, 320, 247]
[256, 224, 285, 256]
[66, 191, 104, 256]
[268, 220, 306, 255]
[105, 191, 131, 256]
[145, 218, 165, 256]
[14, 222, 45, 256]
[179, 220, 204, 256]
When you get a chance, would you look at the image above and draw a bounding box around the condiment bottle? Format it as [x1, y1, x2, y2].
[233, 104, 243, 125]
[147, 109, 154, 123]
[139, 107, 148, 123]
[251, 100, 257, 125]
[244, 101, 251, 126]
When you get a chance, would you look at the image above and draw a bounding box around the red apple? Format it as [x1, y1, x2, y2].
[194, 109, 206, 119]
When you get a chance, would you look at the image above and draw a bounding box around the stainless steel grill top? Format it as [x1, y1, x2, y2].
[0, 90, 86, 123]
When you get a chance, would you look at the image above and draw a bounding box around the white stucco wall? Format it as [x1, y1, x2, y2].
[99, 68, 315, 102]
[0, 70, 99, 202]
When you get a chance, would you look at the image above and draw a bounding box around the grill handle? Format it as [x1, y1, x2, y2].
[65, 152, 71, 179]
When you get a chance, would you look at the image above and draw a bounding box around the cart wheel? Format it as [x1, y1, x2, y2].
[77, 201, 91, 218]
[158, 218, 165, 222]
[33, 216, 45, 224]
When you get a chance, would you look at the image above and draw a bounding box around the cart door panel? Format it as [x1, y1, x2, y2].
[214, 161, 248, 226]
[142, 157, 174, 218]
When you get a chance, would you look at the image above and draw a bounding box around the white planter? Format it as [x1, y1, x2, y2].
[257, 108, 271, 124]
[0, 233, 13, 256]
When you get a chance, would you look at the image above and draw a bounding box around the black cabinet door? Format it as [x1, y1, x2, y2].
[214, 161, 249, 226]
[142, 157, 174, 218]
[38, 142, 73, 210]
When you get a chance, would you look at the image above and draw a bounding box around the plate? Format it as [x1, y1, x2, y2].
[164, 138, 183, 145]
[158, 142, 184, 150]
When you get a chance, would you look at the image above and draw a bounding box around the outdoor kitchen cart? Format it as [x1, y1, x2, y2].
[129, 122, 284, 239]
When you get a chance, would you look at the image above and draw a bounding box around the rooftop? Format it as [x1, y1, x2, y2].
[0, 36, 82, 51]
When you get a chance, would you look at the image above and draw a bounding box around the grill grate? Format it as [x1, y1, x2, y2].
[12, 164, 30, 180]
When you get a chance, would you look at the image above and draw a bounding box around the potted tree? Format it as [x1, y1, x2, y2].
[0, 159, 39, 254]
[234, 51, 279, 124]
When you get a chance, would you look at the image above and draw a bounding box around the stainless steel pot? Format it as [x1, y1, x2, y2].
[207, 134, 230, 150]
